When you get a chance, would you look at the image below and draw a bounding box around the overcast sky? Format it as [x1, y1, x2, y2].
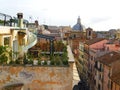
[0, 0, 120, 31]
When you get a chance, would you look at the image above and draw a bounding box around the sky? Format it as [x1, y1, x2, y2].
[0, 0, 120, 31]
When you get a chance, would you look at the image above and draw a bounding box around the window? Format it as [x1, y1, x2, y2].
[94, 79, 96, 85]
[111, 81, 113, 90]
[4, 37, 10, 46]
[98, 84, 101, 90]
[99, 74, 101, 80]
[100, 64, 103, 72]
[89, 31, 91, 36]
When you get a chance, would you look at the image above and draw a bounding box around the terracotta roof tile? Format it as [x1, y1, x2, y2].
[98, 51, 120, 66]
[85, 38, 105, 45]
[111, 72, 120, 86]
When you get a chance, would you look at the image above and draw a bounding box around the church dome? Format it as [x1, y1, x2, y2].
[72, 16, 83, 31]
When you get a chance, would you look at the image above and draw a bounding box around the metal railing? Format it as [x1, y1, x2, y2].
[0, 12, 29, 27]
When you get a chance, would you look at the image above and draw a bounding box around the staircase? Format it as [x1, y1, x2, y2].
[24, 31, 37, 51]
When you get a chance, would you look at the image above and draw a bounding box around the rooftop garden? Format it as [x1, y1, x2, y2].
[27, 41, 69, 66]
[0, 41, 69, 66]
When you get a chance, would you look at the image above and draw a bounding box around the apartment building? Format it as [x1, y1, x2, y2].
[95, 52, 120, 90]
[110, 72, 120, 90]
[77, 42, 85, 80]
[84, 38, 108, 89]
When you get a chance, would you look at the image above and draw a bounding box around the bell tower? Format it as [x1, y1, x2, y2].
[86, 27, 93, 39]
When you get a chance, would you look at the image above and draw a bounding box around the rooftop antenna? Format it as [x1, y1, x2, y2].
[29, 16, 32, 23]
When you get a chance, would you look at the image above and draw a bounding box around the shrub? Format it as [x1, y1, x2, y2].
[15, 59, 20, 64]
[44, 60, 47, 65]
[28, 60, 33, 64]
[62, 60, 68, 65]
[55, 60, 60, 65]
[23, 57, 28, 64]
[9, 60, 15, 64]
[50, 60, 55, 65]
[38, 60, 41, 65]
[63, 45, 67, 52]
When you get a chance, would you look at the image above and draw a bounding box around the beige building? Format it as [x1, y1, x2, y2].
[0, 13, 37, 62]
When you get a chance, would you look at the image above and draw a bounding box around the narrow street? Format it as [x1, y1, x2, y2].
[72, 61, 89, 90]
[73, 62, 80, 90]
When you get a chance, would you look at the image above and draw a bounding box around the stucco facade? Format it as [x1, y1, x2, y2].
[0, 26, 37, 61]
[0, 64, 73, 90]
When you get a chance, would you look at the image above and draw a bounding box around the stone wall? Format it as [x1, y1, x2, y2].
[0, 63, 73, 90]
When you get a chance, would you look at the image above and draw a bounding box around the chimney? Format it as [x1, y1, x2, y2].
[35, 20, 39, 28]
[17, 13, 23, 28]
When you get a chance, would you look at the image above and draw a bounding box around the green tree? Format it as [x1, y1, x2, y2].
[62, 52, 68, 65]
[0, 46, 10, 64]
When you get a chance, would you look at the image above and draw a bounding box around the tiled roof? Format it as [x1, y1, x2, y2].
[98, 51, 120, 66]
[48, 29, 59, 33]
[85, 38, 105, 45]
[106, 39, 120, 44]
[111, 72, 120, 85]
